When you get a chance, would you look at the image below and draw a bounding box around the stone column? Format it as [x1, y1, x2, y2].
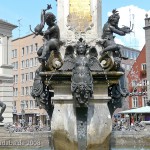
[57, 0, 102, 43]
[0, 20, 17, 123]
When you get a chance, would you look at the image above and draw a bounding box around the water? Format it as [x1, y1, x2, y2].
[0, 147, 150, 150]
[0, 147, 51, 150]
[0, 149, 50, 150]
[112, 148, 150, 150]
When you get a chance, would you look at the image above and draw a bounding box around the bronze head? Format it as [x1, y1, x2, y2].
[45, 12, 56, 25]
[108, 9, 120, 26]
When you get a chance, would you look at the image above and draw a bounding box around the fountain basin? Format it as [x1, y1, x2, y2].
[40, 71, 123, 150]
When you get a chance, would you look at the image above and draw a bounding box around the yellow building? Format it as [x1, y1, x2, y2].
[11, 34, 48, 126]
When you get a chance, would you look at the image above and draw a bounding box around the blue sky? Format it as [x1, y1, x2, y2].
[0, 0, 149, 49]
[102, 0, 150, 23]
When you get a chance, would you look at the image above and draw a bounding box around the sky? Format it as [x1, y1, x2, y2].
[0, 0, 150, 50]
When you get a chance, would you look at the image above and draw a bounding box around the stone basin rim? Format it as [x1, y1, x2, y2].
[39, 71, 124, 78]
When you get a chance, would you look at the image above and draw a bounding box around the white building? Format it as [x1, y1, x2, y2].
[0, 19, 17, 123]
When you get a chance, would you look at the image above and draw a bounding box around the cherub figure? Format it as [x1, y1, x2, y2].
[101, 9, 132, 58]
[32, 4, 60, 61]
[99, 9, 131, 116]
[60, 38, 102, 107]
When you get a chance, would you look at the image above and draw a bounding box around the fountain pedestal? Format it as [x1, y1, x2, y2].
[40, 71, 123, 150]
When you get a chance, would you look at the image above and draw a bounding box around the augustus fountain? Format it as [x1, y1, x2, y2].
[31, 1, 131, 150]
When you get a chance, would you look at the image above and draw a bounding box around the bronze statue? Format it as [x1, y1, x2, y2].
[60, 38, 102, 107]
[31, 49, 54, 118]
[30, 4, 62, 70]
[30, 4, 62, 119]
[0, 101, 6, 122]
[33, 4, 60, 61]
[101, 9, 132, 58]
[98, 9, 131, 116]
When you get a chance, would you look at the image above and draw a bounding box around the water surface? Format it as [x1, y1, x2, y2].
[0, 147, 150, 150]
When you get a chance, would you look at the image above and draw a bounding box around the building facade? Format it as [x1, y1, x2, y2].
[11, 34, 48, 126]
[127, 15, 150, 109]
[144, 14, 150, 100]
[0, 20, 17, 123]
[127, 45, 148, 108]
[120, 46, 140, 110]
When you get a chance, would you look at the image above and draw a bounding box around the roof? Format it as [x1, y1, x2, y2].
[0, 19, 17, 28]
[12, 33, 34, 41]
[118, 106, 150, 114]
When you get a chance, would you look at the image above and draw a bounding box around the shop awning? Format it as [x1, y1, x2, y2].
[118, 106, 150, 114]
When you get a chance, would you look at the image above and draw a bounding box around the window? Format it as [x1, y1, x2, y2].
[15, 62, 18, 69]
[33, 72, 35, 79]
[25, 100, 28, 109]
[35, 43, 38, 51]
[142, 79, 147, 86]
[13, 88, 18, 96]
[30, 45, 33, 53]
[21, 87, 24, 96]
[132, 80, 137, 87]
[13, 88, 15, 96]
[13, 75, 15, 83]
[34, 57, 38, 66]
[26, 59, 29, 68]
[132, 97, 138, 108]
[22, 47, 25, 56]
[16, 75, 18, 83]
[30, 100, 33, 109]
[14, 75, 18, 83]
[12, 62, 14, 69]
[16, 88, 18, 96]
[141, 63, 146, 70]
[25, 87, 29, 95]
[13, 62, 18, 70]
[26, 46, 29, 54]
[12, 50, 14, 58]
[21, 60, 25, 69]
[13, 101, 16, 109]
[30, 72, 33, 80]
[21, 74, 25, 82]
[14, 49, 17, 58]
[142, 96, 148, 106]
[30, 58, 33, 67]
[21, 100, 25, 109]
[25, 73, 29, 81]
[12, 49, 17, 58]
[30, 86, 33, 93]
[34, 100, 38, 108]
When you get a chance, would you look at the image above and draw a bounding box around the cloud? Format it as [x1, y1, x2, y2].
[108, 5, 150, 50]
[114, 38, 125, 45]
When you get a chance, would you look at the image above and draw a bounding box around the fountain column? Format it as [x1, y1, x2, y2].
[57, 0, 102, 41]
[40, 72, 123, 150]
